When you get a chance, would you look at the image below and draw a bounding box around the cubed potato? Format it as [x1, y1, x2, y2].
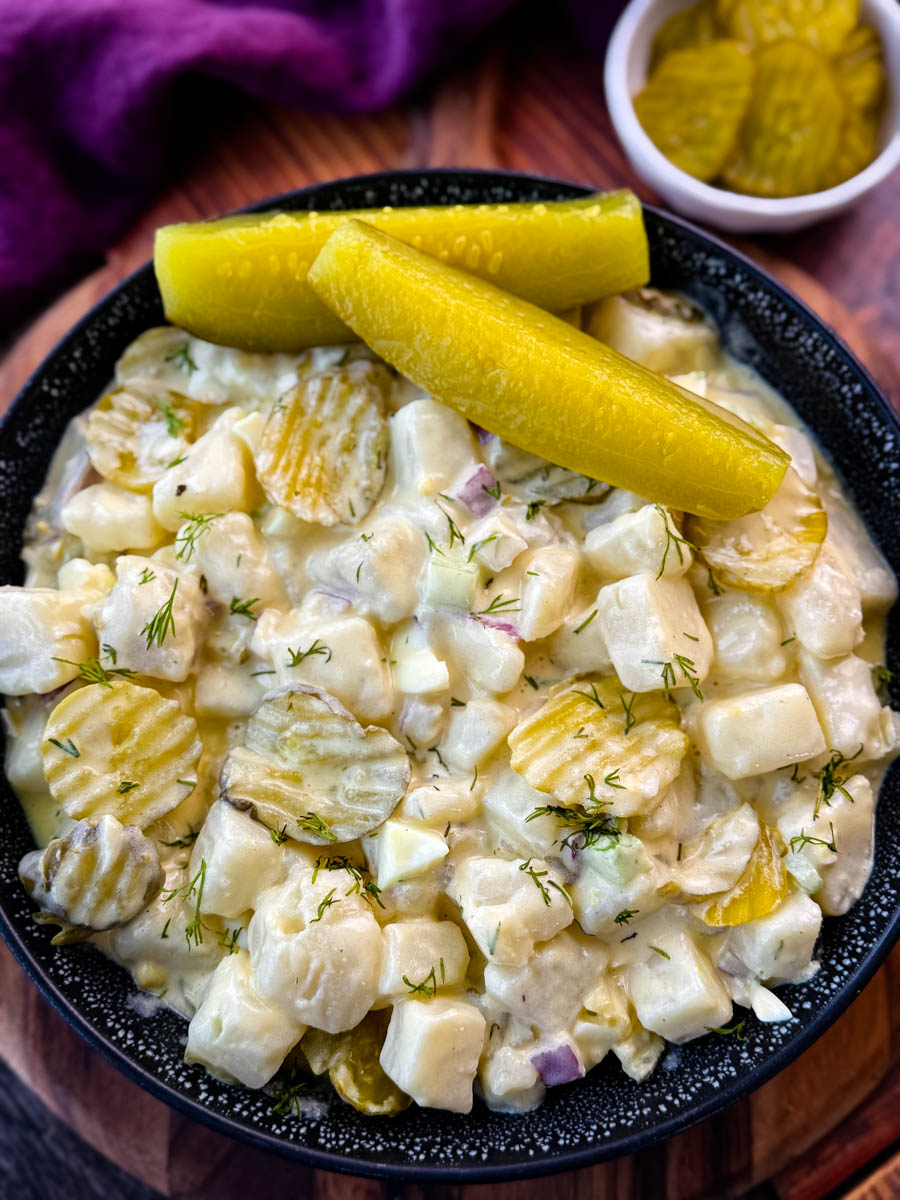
[547, 599, 612, 674]
[718, 889, 822, 985]
[821, 495, 896, 613]
[481, 766, 561, 859]
[705, 592, 787, 681]
[597, 574, 712, 694]
[61, 482, 166, 553]
[697, 684, 826, 779]
[484, 930, 606, 1032]
[612, 1026, 664, 1082]
[573, 973, 632, 1068]
[248, 867, 384, 1032]
[798, 650, 896, 761]
[192, 661, 267, 719]
[466, 513, 528, 572]
[307, 514, 426, 624]
[769, 424, 817, 487]
[189, 800, 285, 918]
[95, 557, 208, 683]
[153, 414, 259, 531]
[397, 781, 480, 828]
[363, 821, 449, 890]
[585, 504, 691, 580]
[390, 399, 478, 496]
[185, 951, 304, 1089]
[627, 928, 732, 1044]
[442, 698, 517, 771]
[187, 511, 286, 611]
[251, 608, 393, 722]
[380, 996, 485, 1112]
[0, 586, 97, 695]
[480, 1044, 544, 1113]
[56, 559, 116, 602]
[452, 855, 573, 966]
[391, 620, 450, 694]
[572, 835, 664, 935]
[517, 546, 580, 642]
[422, 611, 524, 694]
[586, 293, 717, 375]
[394, 695, 446, 747]
[377, 918, 469, 1000]
[777, 547, 863, 660]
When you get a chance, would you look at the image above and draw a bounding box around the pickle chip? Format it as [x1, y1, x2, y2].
[700, 824, 788, 926]
[835, 24, 886, 111]
[649, 0, 720, 69]
[634, 41, 754, 182]
[822, 106, 880, 188]
[85, 382, 197, 492]
[716, 0, 858, 54]
[721, 41, 844, 198]
[256, 360, 391, 526]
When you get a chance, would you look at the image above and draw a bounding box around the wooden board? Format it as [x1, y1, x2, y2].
[1, 31, 899, 1200]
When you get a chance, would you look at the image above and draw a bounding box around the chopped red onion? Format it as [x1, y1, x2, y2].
[470, 423, 496, 446]
[453, 465, 499, 517]
[476, 615, 520, 640]
[531, 1041, 584, 1087]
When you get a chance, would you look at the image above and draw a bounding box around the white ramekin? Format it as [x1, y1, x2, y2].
[604, 0, 900, 233]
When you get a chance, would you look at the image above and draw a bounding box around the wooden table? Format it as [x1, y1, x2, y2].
[1, 25, 899, 1200]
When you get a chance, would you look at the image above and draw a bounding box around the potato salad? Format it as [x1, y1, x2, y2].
[2, 287, 898, 1118]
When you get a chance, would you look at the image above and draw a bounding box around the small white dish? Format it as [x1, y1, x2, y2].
[604, 0, 900, 233]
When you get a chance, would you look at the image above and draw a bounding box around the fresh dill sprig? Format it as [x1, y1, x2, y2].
[482, 481, 501, 501]
[620, 692, 637, 734]
[572, 682, 605, 709]
[468, 533, 498, 563]
[175, 512, 222, 561]
[403, 966, 437, 998]
[790, 823, 837, 854]
[478, 594, 519, 615]
[574, 609, 598, 634]
[117, 780, 139, 794]
[604, 768, 624, 789]
[269, 826, 289, 846]
[524, 674, 539, 690]
[518, 858, 572, 908]
[138, 567, 156, 585]
[141, 578, 178, 648]
[296, 811, 338, 843]
[309, 888, 339, 924]
[673, 653, 703, 699]
[156, 397, 186, 436]
[706, 567, 723, 596]
[48, 737, 79, 758]
[654, 505, 696, 578]
[872, 664, 893, 704]
[813, 745, 863, 817]
[287, 639, 332, 667]
[650, 945, 670, 959]
[436, 503, 465, 549]
[614, 908, 638, 925]
[312, 855, 385, 907]
[229, 596, 260, 621]
[165, 342, 198, 374]
[525, 500, 545, 520]
[51, 656, 135, 689]
[707, 1018, 749, 1042]
[161, 859, 207, 949]
[271, 1069, 309, 1117]
[161, 827, 199, 849]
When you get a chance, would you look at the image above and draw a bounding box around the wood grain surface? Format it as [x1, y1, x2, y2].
[1, 28, 898, 1200]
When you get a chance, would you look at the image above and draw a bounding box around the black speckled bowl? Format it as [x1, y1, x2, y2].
[1, 171, 898, 1183]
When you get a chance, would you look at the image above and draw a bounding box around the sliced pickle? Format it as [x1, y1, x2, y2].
[220, 686, 410, 844]
[42, 682, 202, 829]
[302, 1011, 411, 1116]
[507, 677, 688, 817]
[716, 0, 858, 54]
[19, 815, 163, 931]
[687, 467, 827, 592]
[835, 24, 886, 111]
[256, 361, 391, 526]
[85, 382, 197, 492]
[650, 0, 720, 69]
[700, 823, 788, 926]
[307, 221, 790, 521]
[634, 41, 754, 182]
[722, 41, 844, 198]
[821, 106, 881, 189]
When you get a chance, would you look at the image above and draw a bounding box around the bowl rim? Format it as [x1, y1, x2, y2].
[1, 166, 899, 1183]
[604, 0, 900, 219]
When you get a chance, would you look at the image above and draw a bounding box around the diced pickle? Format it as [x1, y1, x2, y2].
[716, 0, 858, 54]
[507, 677, 689, 816]
[256, 361, 391, 526]
[650, 0, 720, 69]
[687, 467, 827, 592]
[42, 682, 203, 828]
[220, 686, 410, 843]
[835, 24, 886, 111]
[302, 1011, 411, 1115]
[822, 107, 881, 189]
[19, 815, 163, 931]
[154, 193, 650, 352]
[700, 823, 789, 926]
[635, 41, 754, 182]
[307, 222, 790, 520]
[721, 41, 844, 198]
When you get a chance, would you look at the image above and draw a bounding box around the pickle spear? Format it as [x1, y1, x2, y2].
[154, 192, 649, 353]
[307, 222, 789, 520]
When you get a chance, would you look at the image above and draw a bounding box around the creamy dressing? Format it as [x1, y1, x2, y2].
[3, 298, 897, 1115]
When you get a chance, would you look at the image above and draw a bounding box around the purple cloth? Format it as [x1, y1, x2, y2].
[0, 0, 518, 326]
